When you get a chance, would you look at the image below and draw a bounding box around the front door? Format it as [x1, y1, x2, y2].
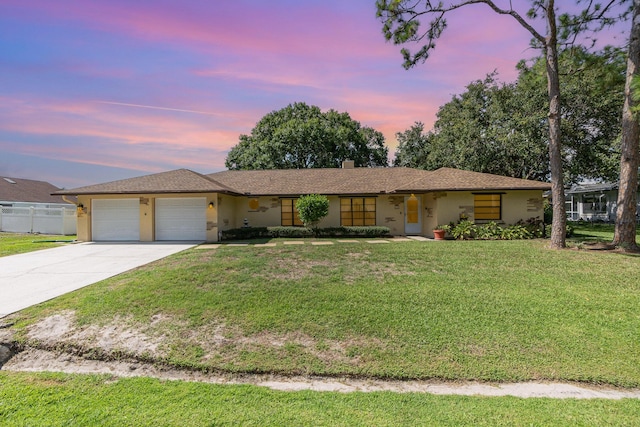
[404, 194, 422, 235]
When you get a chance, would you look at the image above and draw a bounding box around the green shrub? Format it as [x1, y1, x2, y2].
[220, 227, 270, 240]
[500, 224, 532, 240]
[446, 217, 544, 241]
[450, 220, 476, 240]
[516, 217, 545, 238]
[474, 221, 501, 240]
[220, 226, 390, 241]
[543, 198, 553, 223]
[266, 226, 313, 238]
[296, 195, 329, 235]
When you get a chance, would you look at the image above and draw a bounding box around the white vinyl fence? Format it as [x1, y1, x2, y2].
[0, 206, 76, 235]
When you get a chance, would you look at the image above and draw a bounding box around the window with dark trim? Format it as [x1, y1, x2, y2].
[281, 198, 303, 226]
[474, 194, 501, 220]
[340, 197, 376, 226]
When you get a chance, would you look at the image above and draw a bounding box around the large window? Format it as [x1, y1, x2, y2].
[340, 197, 376, 226]
[474, 194, 501, 221]
[281, 198, 303, 226]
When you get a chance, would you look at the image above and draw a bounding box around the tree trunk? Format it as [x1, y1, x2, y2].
[545, 0, 567, 249]
[613, 0, 640, 251]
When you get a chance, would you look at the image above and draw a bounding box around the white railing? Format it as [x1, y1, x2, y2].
[0, 206, 76, 235]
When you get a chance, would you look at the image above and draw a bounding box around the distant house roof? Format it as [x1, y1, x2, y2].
[55, 167, 551, 197]
[0, 176, 70, 204]
[566, 182, 619, 194]
[54, 169, 238, 196]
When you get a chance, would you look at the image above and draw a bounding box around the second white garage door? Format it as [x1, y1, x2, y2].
[155, 197, 206, 241]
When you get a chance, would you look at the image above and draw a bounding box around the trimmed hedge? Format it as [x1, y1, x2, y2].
[220, 226, 391, 241]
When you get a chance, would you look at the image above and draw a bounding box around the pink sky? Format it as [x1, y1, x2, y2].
[0, 0, 629, 188]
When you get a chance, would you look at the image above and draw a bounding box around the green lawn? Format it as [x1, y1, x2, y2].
[1, 371, 640, 427]
[570, 222, 640, 242]
[3, 230, 640, 424]
[0, 232, 76, 257]
[8, 238, 640, 387]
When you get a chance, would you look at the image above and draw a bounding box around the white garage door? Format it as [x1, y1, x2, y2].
[92, 199, 140, 241]
[155, 197, 206, 241]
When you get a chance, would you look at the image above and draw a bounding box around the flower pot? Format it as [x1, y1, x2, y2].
[433, 229, 446, 240]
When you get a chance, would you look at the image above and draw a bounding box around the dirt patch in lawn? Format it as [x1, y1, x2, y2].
[12, 312, 383, 368]
[3, 312, 640, 399]
[25, 311, 162, 355]
[3, 348, 640, 399]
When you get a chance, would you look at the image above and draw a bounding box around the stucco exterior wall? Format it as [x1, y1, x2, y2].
[431, 190, 545, 236]
[217, 194, 238, 232]
[75, 195, 91, 241]
[422, 193, 438, 235]
[432, 191, 470, 229]
[216, 195, 407, 234]
[240, 196, 288, 228]
[205, 194, 218, 242]
[377, 195, 404, 235]
[500, 190, 545, 224]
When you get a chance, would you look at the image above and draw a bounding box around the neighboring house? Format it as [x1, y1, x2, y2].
[565, 182, 640, 222]
[54, 163, 551, 242]
[0, 176, 76, 235]
[0, 176, 72, 208]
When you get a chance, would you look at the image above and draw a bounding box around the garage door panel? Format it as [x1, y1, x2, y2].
[92, 199, 140, 241]
[155, 197, 206, 241]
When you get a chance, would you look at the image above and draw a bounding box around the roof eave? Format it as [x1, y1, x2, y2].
[53, 189, 241, 196]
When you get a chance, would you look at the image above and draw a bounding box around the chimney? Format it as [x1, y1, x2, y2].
[342, 160, 355, 169]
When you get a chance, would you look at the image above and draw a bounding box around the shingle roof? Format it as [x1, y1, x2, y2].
[0, 176, 69, 204]
[54, 169, 238, 195]
[56, 167, 551, 196]
[397, 168, 552, 192]
[566, 182, 618, 194]
[209, 167, 550, 195]
[208, 167, 432, 195]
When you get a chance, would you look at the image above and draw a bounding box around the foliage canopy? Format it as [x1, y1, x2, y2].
[394, 48, 625, 184]
[225, 102, 389, 170]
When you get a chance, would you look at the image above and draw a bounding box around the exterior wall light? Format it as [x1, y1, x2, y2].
[77, 204, 84, 213]
[208, 202, 214, 209]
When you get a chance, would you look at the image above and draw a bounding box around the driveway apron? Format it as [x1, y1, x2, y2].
[0, 242, 196, 318]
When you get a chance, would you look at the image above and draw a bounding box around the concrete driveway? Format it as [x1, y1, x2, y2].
[0, 242, 197, 318]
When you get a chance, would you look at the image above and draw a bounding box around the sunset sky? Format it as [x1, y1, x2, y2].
[1, 1, 629, 188]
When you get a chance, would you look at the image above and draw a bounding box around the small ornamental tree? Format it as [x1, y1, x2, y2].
[296, 194, 329, 236]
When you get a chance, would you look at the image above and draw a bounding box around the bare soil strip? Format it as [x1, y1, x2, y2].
[3, 348, 640, 400]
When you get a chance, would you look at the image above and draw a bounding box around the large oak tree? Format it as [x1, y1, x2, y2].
[225, 102, 388, 170]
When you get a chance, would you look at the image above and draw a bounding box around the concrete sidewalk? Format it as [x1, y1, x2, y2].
[0, 242, 197, 318]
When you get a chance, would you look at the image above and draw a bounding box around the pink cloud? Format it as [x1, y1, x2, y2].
[0, 95, 240, 171]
